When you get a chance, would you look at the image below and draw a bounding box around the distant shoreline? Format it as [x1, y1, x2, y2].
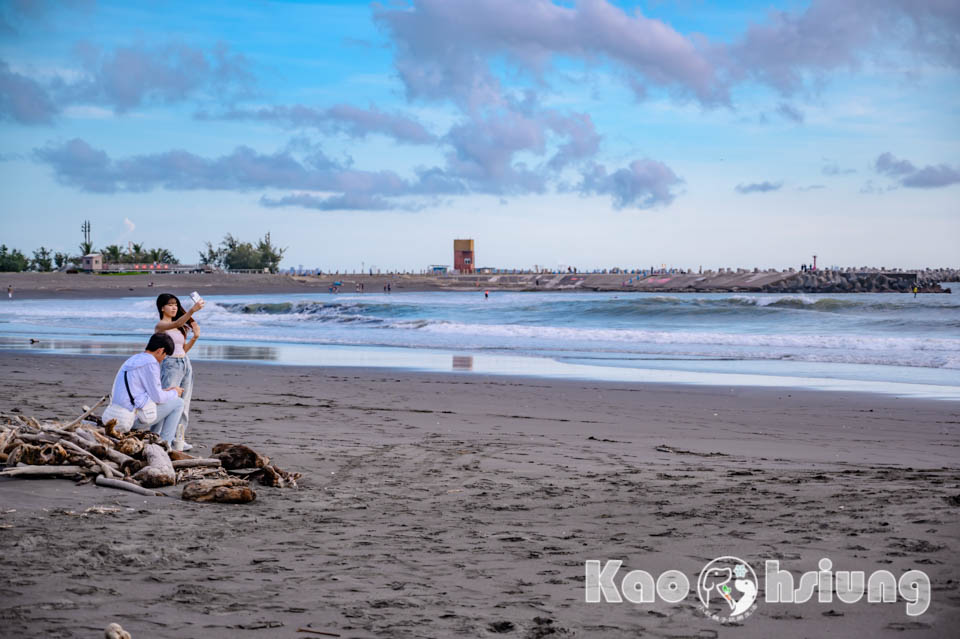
[1, 269, 955, 300]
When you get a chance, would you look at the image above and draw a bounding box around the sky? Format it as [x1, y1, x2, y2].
[0, 0, 958, 271]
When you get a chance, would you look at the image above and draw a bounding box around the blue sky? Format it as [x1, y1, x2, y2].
[1, 0, 957, 271]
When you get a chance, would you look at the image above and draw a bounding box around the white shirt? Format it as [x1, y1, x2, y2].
[110, 352, 178, 410]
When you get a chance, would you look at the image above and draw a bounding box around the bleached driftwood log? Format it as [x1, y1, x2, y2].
[74, 428, 97, 444]
[64, 396, 107, 430]
[59, 439, 116, 478]
[132, 443, 175, 488]
[104, 622, 132, 639]
[181, 478, 256, 503]
[17, 429, 137, 472]
[95, 475, 165, 497]
[3, 409, 300, 505]
[5, 441, 71, 467]
[0, 465, 93, 477]
[171, 458, 221, 469]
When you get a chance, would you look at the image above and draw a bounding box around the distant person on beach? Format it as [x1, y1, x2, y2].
[484, 289, 489, 299]
[913, 285, 919, 298]
[155, 293, 204, 451]
[6, 284, 11, 299]
[108, 333, 184, 445]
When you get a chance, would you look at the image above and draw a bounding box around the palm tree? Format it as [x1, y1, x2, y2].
[130, 243, 145, 263]
[101, 245, 123, 263]
[147, 248, 178, 264]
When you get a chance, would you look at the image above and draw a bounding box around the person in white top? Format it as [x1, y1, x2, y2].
[155, 293, 204, 451]
[108, 333, 185, 444]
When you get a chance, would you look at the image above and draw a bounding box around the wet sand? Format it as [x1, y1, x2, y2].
[1, 352, 958, 638]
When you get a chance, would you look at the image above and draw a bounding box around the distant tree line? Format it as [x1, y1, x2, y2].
[1, 232, 285, 273]
[199, 233, 286, 273]
[1, 245, 77, 272]
[0, 240, 178, 272]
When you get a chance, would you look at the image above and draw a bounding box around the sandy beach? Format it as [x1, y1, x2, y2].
[5, 270, 956, 301]
[3, 272, 350, 300]
[1, 351, 957, 638]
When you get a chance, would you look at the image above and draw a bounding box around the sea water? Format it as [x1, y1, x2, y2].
[1, 290, 958, 398]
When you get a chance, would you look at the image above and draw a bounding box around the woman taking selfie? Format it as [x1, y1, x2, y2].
[155, 293, 204, 451]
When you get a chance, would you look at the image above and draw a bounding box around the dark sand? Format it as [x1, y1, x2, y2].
[3, 271, 351, 300]
[1, 352, 958, 638]
[3, 271, 495, 300]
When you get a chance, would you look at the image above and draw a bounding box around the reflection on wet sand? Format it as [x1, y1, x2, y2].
[2, 337, 958, 400]
[452, 355, 474, 371]
[1, 338, 139, 357]
[198, 343, 279, 361]
[0, 337, 279, 361]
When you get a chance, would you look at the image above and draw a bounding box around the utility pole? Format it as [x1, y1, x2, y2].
[81, 220, 91, 246]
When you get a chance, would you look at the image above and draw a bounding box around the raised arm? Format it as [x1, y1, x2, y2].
[154, 299, 204, 332]
[184, 320, 200, 353]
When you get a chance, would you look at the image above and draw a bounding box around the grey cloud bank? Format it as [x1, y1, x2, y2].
[375, 0, 724, 108]
[375, 0, 960, 109]
[66, 41, 253, 112]
[201, 104, 438, 145]
[6, 0, 959, 216]
[0, 61, 58, 124]
[33, 137, 666, 211]
[875, 152, 960, 189]
[0, 42, 252, 123]
[729, 0, 960, 94]
[579, 160, 683, 209]
[775, 102, 804, 123]
[736, 181, 783, 194]
[822, 162, 856, 176]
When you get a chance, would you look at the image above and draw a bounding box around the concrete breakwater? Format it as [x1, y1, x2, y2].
[5, 268, 956, 299]
[427, 268, 958, 293]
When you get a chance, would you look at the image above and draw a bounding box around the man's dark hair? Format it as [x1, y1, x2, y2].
[146, 332, 175, 356]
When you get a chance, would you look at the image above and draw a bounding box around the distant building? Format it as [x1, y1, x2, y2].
[454, 239, 475, 274]
[429, 264, 449, 274]
[81, 253, 103, 271]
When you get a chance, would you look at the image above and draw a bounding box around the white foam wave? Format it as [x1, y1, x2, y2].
[414, 321, 960, 353]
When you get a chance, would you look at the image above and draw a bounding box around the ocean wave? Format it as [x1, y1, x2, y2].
[172, 326, 960, 370]
[415, 321, 960, 353]
[3, 293, 959, 373]
[211, 295, 960, 322]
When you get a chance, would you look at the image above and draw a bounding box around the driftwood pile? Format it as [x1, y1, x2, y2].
[0, 398, 300, 504]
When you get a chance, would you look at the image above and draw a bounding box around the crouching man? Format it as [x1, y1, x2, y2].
[109, 333, 185, 444]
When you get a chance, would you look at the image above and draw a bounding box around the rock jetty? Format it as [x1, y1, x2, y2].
[426, 267, 958, 294]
